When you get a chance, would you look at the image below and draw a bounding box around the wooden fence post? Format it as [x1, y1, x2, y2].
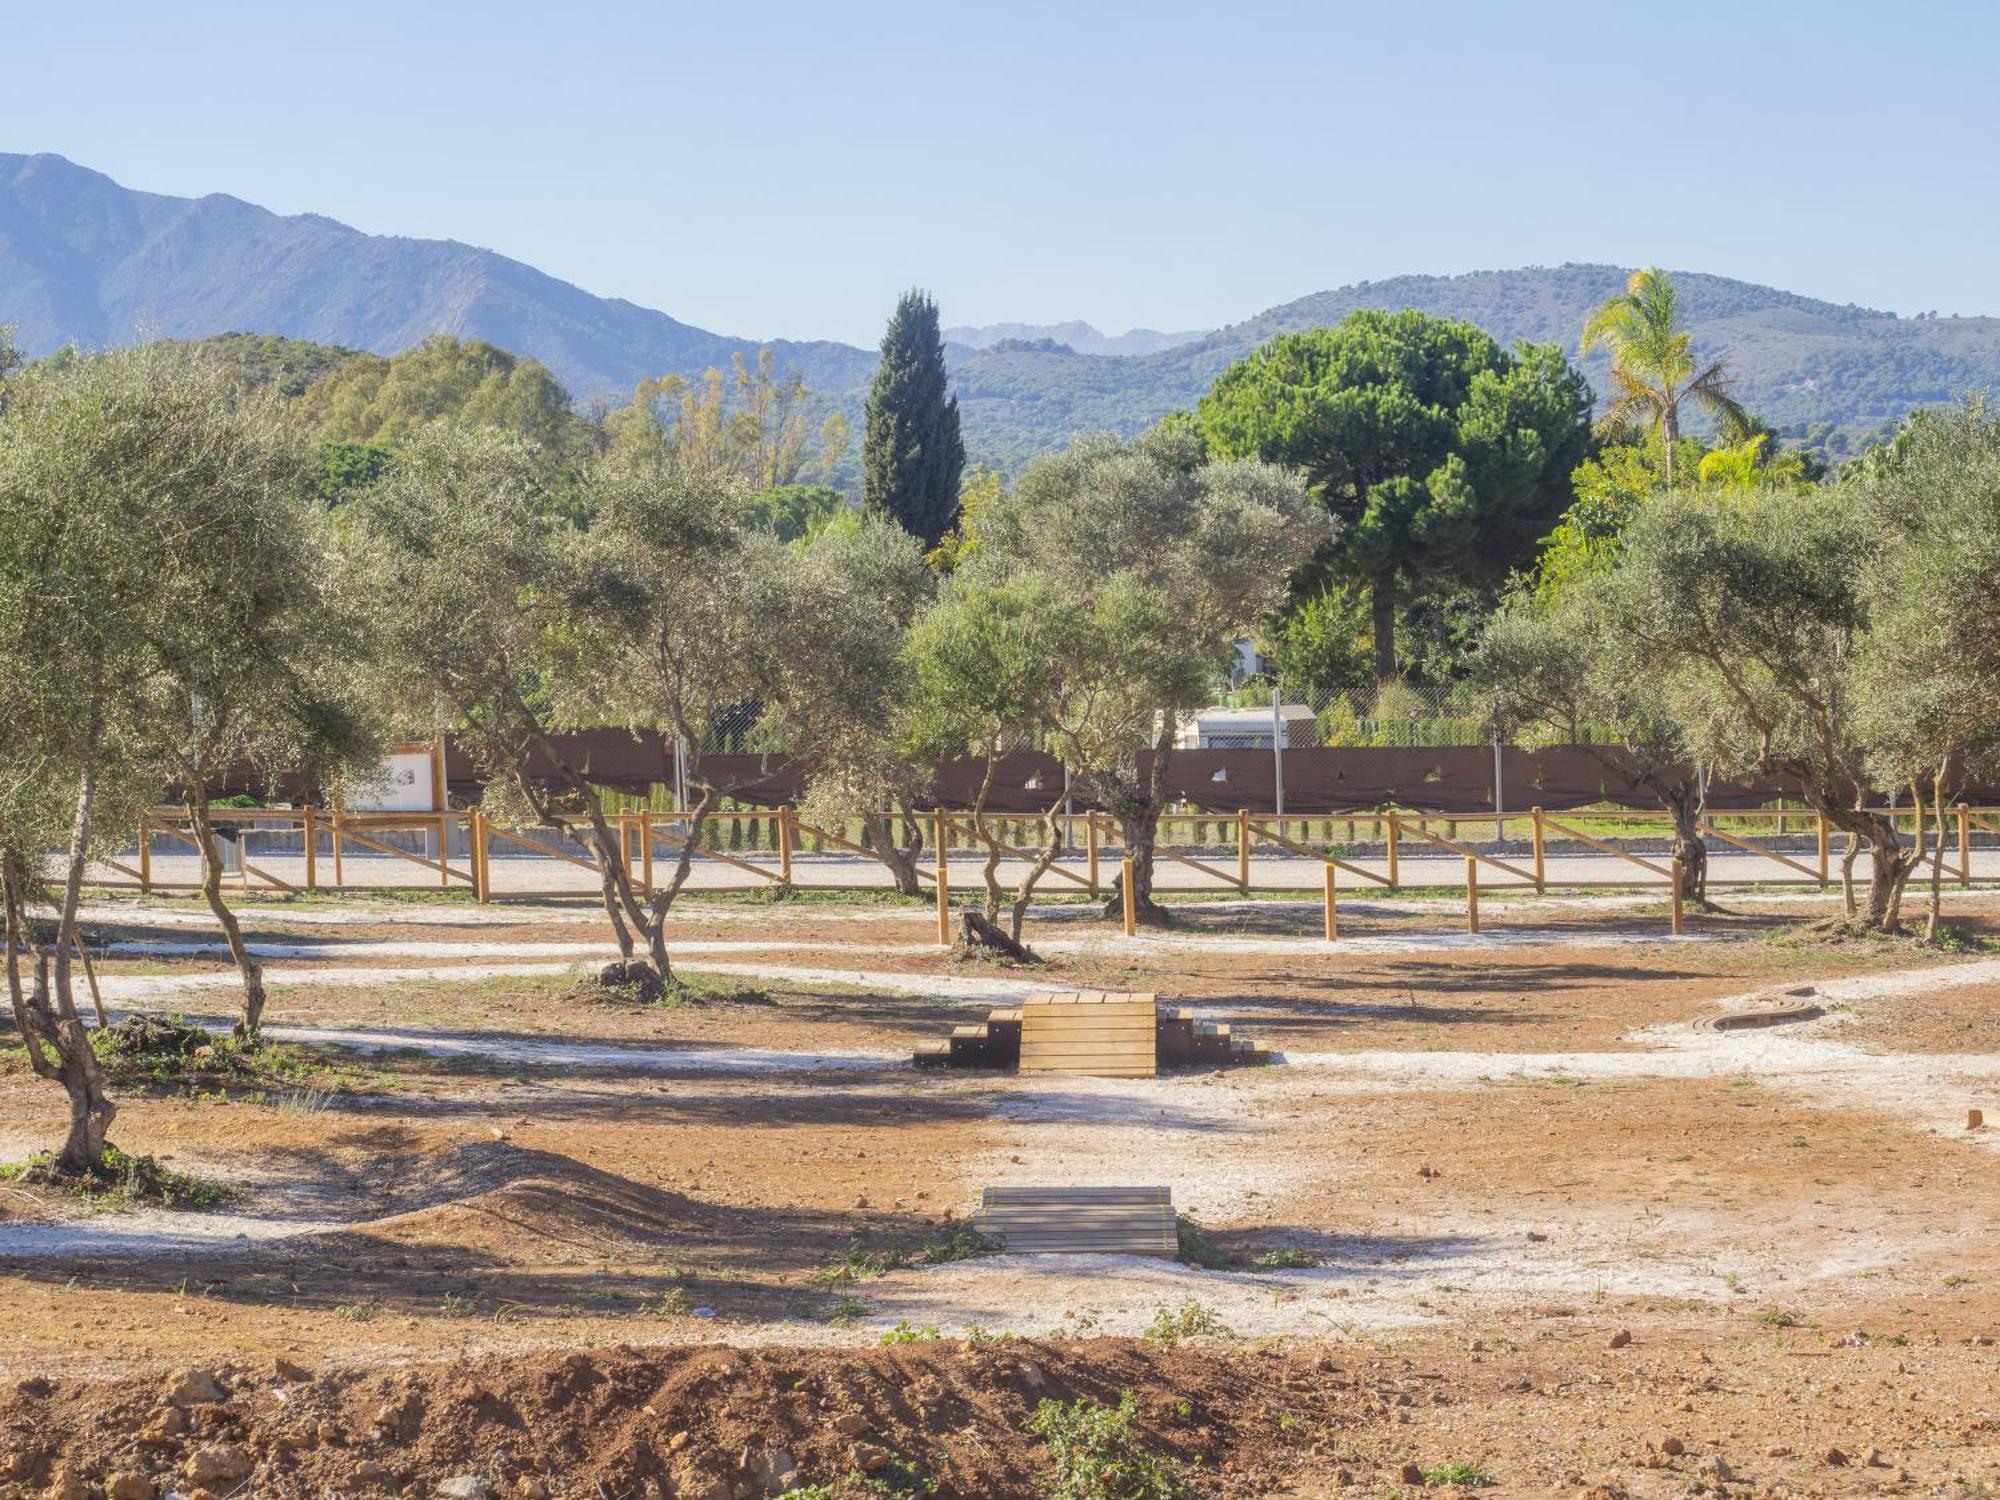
[138, 813, 152, 895]
[1959, 805, 1972, 889]
[1236, 808, 1250, 892]
[1671, 856, 1684, 936]
[1464, 855, 1479, 934]
[1530, 806, 1545, 893]
[303, 806, 317, 893]
[331, 810, 344, 888]
[1386, 812, 1400, 890]
[1816, 814, 1829, 888]
[934, 808, 950, 945]
[778, 806, 794, 886]
[439, 813, 451, 888]
[1323, 861, 1338, 941]
[1121, 857, 1137, 936]
[1086, 812, 1100, 897]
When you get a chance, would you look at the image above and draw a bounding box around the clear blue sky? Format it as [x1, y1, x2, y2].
[13, 1, 1997, 346]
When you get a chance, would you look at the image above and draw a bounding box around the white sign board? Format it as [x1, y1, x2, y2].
[345, 750, 437, 813]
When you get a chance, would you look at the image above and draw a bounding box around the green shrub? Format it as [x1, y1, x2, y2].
[1027, 1391, 1182, 1500]
[1142, 1299, 1235, 1345]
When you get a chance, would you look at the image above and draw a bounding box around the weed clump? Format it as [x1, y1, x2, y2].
[2, 1144, 232, 1210]
[1027, 1390, 1183, 1499]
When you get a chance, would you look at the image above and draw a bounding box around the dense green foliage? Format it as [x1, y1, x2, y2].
[864, 291, 965, 551]
[1197, 309, 1594, 678]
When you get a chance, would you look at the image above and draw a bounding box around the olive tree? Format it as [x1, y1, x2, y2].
[120, 352, 380, 1040]
[0, 347, 203, 1172]
[1473, 580, 1710, 900]
[563, 462, 929, 981]
[962, 429, 1326, 922]
[1848, 404, 2000, 938]
[346, 427, 657, 969]
[1596, 487, 1925, 928]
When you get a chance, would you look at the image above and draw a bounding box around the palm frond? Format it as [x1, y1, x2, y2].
[1685, 358, 1749, 435]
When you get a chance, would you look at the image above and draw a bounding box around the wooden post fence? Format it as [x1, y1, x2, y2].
[1085, 812, 1100, 896]
[1530, 806, 1545, 893]
[1671, 856, 1684, 935]
[777, 806, 793, 886]
[934, 808, 950, 945]
[1816, 814, 1829, 887]
[1960, 805, 1972, 888]
[138, 814, 152, 895]
[1464, 855, 1479, 934]
[303, 806, 318, 892]
[1236, 809, 1250, 892]
[1386, 812, 1400, 890]
[1323, 861, 1338, 941]
[1120, 857, 1136, 936]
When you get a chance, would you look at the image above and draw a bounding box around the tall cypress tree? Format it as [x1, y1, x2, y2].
[863, 290, 965, 551]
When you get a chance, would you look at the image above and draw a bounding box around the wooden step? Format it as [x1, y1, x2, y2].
[974, 1185, 1177, 1258]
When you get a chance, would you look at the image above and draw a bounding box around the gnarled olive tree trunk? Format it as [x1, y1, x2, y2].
[1096, 723, 1174, 928]
[857, 806, 925, 897]
[5, 769, 119, 1174]
[183, 794, 268, 1042]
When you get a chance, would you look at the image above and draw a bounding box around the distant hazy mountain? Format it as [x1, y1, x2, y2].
[943, 319, 1204, 358]
[7, 151, 2000, 468]
[0, 151, 874, 401]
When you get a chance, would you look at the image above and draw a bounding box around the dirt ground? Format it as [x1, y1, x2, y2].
[2, 887, 1997, 1497]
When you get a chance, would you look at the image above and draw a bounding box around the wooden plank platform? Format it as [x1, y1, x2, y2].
[974, 1185, 1177, 1257]
[1018, 990, 1158, 1077]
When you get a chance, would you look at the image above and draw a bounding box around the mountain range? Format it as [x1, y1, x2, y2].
[7, 150, 2000, 466]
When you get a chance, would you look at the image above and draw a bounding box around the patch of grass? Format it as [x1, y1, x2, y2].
[879, 1320, 941, 1345]
[332, 1302, 378, 1323]
[646, 1286, 693, 1317]
[826, 1297, 869, 1327]
[964, 1323, 1014, 1344]
[1174, 1214, 1243, 1269]
[0, 1144, 232, 1210]
[1027, 1390, 1183, 1500]
[812, 1223, 998, 1287]
[1143, 1299, 1235, 1345]
[1253, 1246, 1319, 1269]
[1420, 1462, 1496, 1488]
[1753, 1305, 1804, 1328]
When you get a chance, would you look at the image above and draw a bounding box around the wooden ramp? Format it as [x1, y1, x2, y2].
[1018, 990, 1158, 1077]
[913, 992, 1273, 1072]
[974, 1185, 1177, 1257]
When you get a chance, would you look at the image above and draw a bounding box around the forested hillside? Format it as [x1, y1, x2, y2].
[8, 150, 2000, 467]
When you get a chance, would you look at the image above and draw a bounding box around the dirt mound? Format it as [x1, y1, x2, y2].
[0, 1339, 1372, 1498]
[356, 1145, 693, 1257]
[99, 1013, 210, 1059]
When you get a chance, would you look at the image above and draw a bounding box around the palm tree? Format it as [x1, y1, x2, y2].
[1582, 268, 1747, 485]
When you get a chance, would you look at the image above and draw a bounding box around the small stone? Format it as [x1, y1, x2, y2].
[106, 1476, 156, 1500]
[15, 1376, 53, 1399]
[44, 1470, 88, 1500]
[1018, 1361, 1045, 1389]
[671, 1472, 730, 1500]
[1661, 1437, 1685, 1457]
[832, 1413, 869, 1437]
[437, 1479, 494, 1500]
[272, 1357, 313, 1383]
[851, 1443, 890, 1473]
[184, 1444, 254, 1486]
[1824, 1447, 1848, 1467]
[166, 1368, 228, 1406]
[1863, 1447, 1885, 1468]
[1765, 1446, 1791, 1458]
[1399, 1463, 1425, 1485]
[748, 1449, 797, 1493]
[1608, 1329, 1632, 1349]
[1700, 1456, 1734, 1483]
